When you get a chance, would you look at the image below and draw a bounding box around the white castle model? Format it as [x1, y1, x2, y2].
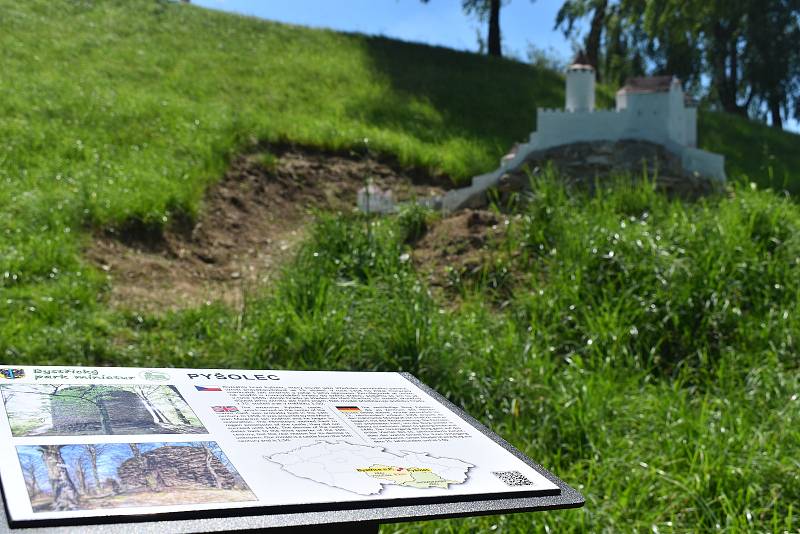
[441, 57, 726, 211]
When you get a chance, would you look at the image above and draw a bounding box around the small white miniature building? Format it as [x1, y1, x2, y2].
[528, 63, 725, 180]
[565, 60, 595, 112]
[357, 184, 396, 214]
[442, 56, 726, 211]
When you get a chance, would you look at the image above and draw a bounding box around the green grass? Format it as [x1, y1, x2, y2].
[1, 0, 800, 531]
[700, 112, 800, 193]
[84, 177, 799, 532]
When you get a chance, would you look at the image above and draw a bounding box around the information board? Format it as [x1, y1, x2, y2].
[0, 366, 573, 528]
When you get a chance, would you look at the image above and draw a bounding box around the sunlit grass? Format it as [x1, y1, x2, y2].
[1, 1, 799, 532]
[11, 176, 798, 531]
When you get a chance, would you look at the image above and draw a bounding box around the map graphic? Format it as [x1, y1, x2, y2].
[267, 441, 474, 495]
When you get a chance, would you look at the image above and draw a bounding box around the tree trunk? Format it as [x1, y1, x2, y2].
[95, 397, 114, 435]
[167, 386, 191, 425]
[138, 389, 170, 425]
[770, 100, 783, 129]
[585, 0, 607, 79]
[87, 446, 100, 494]
[203, 445, 224, 489]
[153, 406, 170, 425]
[487, 0, 501, 57]
[24, 469, 39, 497]
[728, 40, 746, 115]
[39, 446, 80, 511]
[21, 458, 40, 497]
[75, 462, 88, 495]
[711, 22, 740, 115]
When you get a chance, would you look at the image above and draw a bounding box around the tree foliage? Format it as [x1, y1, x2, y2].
[556, 0, 800, 129]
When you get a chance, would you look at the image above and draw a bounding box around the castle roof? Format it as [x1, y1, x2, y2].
[567, 50, 594, 72]
[618, 76, 676, 94]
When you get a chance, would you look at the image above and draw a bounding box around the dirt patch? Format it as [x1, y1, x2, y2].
[87, 146, 445, 312]
[412, 210, 514, 296]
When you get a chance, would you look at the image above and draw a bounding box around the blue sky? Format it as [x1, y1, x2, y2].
[192, 0, 578, 62]
[192, 0, 799, 133]
[17, 442, 231, 493]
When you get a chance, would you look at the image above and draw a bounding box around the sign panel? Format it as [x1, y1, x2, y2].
[0, 366, 558, 525]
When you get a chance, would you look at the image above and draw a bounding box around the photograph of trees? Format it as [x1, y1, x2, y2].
[17, 442, 254, 512]
[1, 384, 207, 436]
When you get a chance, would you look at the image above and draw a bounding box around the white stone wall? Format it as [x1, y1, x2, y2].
[620, 93, 673, 145]
[615, 91, 628, 110]
[535, 109, 628, 150]
[565, 69, 595, 112]
[684, 107, 697, 148]
[682, 147, 725, 181]
[438, 72, 726, 212]
[524, 95, 725, 181]
[357, 185, 396, 214]
[535, 89, 709, 166]
[668, 85, 688, 146]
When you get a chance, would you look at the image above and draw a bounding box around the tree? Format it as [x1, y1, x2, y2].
[132, 385, 172, 426]
[166, 385, 192, 425]
[83, 444, 109, 494]
[73, 455, 89, 496]
[554, 0, 800, 128]
[19, 454, 44, 497]
[13, 384, 191, 435]
[742, 0, 800, 129]
[465, 0, 503, 57]
[555, 0, 609, 75]
[19, 384, 117, 434]
[38, 446, 80, 511]
[201, 443, 224, 489]
[422, 0, 518, 58]
[205, 442, 247, 489]
[556, 0, 702, 86]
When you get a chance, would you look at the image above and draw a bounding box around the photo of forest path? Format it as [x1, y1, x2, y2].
[1, 385, 207, 436]
[17, 442, 255, 512]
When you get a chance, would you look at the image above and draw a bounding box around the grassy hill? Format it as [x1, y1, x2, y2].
[1, 1, 799, 532]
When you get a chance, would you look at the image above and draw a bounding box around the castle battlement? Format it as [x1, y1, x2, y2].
[537, 108, 626, 116]
[421, 61, 725, 212]
[524, 70, 721, 179]
[437, 64, 726, 212]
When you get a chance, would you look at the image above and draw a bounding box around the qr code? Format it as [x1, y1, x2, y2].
[492, 470, 534, 487]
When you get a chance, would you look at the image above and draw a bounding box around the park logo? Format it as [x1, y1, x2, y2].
[139, 370, 170, 382]
[0, 368, 25, 380]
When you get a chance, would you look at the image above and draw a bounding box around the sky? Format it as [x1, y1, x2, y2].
[17, 442, 229, 492]
[193, 0, 798, 133]
[192, 0, 579, 62]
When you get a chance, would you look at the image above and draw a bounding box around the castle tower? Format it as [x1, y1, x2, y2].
[565, 52, 595, 112]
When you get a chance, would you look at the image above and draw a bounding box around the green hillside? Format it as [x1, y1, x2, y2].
[2, 1, 799, 532]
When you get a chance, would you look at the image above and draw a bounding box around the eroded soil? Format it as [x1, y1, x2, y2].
[412, 210, 513, 292]
[87, 147, 445, 312]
